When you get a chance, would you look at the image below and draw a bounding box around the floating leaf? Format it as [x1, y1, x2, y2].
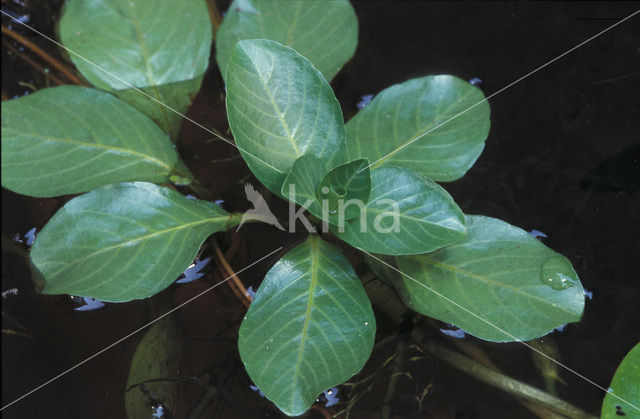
[393, 215, 585, 342]
[114, 76, 204, 139]
[216, 0, 358, 82]
[238, 236, 375, 416]
[317, 159, 371, 221]
[59, 0, 211, 137]
[226, 39, 345, 195]
[59, 0, 212, 90]
[331, 167, 466, 255]
[125, 317, 181, 418]
[31, 182, 241, 302]
[345, 75, 490, 181]
[1, 86, 192, 198]
[601, 343, 640, 419]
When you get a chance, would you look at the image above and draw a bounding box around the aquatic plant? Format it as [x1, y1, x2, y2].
[1, 0, 595, 416]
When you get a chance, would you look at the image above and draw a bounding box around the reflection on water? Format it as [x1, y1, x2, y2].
[440, 326, 467, 339]
[72, 296, 105, 311]
[175, 256, 211, 284]
[356, 94, 374, 109]
[12, 226, 37, 247]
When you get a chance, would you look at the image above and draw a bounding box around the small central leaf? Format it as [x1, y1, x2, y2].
[316, 158, 371, 221]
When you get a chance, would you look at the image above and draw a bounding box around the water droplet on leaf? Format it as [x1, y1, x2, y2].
[540, 257, 577, 290]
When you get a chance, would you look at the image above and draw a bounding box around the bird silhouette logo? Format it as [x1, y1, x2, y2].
[237, 183, 285, 231]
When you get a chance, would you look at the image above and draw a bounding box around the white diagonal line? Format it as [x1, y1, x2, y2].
[359, 9, 640, 172]
[363, 251, 640, 412]
[0, 10, 284, 175]
[0, 247, 282, 411]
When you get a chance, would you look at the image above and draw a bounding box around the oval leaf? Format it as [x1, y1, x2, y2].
[226, 39, 345, 195]
[1, 86, 192, 198]
[394, 215, 585, 342]
[317, 159, 371, 220]
[59, 0, 212, 90]
[238, 236, 375, 416]
[30, 182, 241, 302]
[601, 343, 640, 418]
[345, 75, 491, 181]
[125, 317, 181, 418]
[331, 167, 467, 255]
[216, 0, 358, 82]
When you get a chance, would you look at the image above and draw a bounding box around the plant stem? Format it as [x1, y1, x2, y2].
[2, 38, 66, 86]
[213, 240, 252, 307]
[187, 385, 218, 419]
[423, 342, 597, 419]
[206, 0, 223, 40]
[1, 25, 85, 85]
[185, 181, 213, 201]
[382, 335, 408, 419]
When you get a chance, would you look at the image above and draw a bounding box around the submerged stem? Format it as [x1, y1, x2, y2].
[2, 25, 84, 85]
[423, 342, 597, 419]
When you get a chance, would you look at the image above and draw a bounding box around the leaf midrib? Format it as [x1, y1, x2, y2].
[407, 255, 580, 315]
[126, 2, 172, 134]
[245, 48, 302, 157]
[5, 129, 176, 173]
[370, 87, 476, 169]
[48, 214, 231, 278]
[291, 237, 319, 408]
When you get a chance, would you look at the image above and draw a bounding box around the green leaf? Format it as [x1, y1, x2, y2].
[226, 39, 345, 195]
[393, 215, 585, 342]
[345, 75, 491, 182]
[331, 167, 467, 255]
[125, 317, 181, 418]
[602, 343, 640, 419]
[1, 86, 192, 198]
[30, 182, 241, 302]
[281, 154, 327, 220]
[238, 235, 375, 416]
[317, 159, 371, 221]
[114, 76, 204, 139]
[216, 0, 358, 82]
[59, 0, 212, 91]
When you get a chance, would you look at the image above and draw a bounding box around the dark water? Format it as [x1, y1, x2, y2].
[2, 2, 639, 418]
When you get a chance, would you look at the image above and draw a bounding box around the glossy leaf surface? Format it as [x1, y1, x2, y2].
[331, 167, 467, 255]
[394, 215, 585, 342]
[345, 75, 490, 181]
[115, 76, 204, 139]
[31, 182, 241, 302]
[1, 86, 192, 198]
[317, 159, 371, 220]
[216, 0, 358, 82]
[601, 343, 640, 418]
[59, 0, 212, 90]
[238, 236, 375, 416]
[125, 317, 181, 418]
[226, 39, 345, 195]
[281, 154, 327, 220]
